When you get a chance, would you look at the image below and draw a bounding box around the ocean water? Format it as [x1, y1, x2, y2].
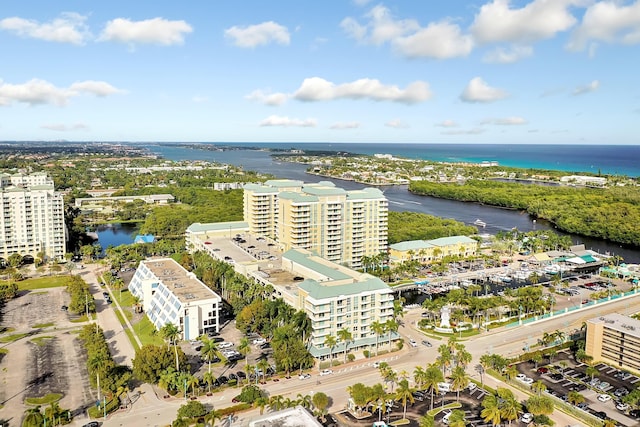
[152, 143, 640, 177]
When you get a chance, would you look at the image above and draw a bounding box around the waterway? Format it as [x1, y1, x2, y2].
[93, 223, 139, 249]
[150, 144, 639, 263]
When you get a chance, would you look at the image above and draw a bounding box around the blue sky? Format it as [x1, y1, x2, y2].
[1, 0, 639, 144]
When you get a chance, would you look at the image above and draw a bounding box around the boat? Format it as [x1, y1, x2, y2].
[473, 219, 487, 227]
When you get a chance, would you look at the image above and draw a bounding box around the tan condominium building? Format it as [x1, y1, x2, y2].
[586, 313, 640, 373]
[128, 258, 222, 340]
[388, 236, 479, 265]
[243, 179, 388, 269]
[0, 172, 66, 262]
[281, 248, 396, 358]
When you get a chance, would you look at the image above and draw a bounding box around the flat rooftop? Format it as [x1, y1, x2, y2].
[143, 258, 220, 302]
[248, 406, 322, 427]
[589, 313, 640, 337]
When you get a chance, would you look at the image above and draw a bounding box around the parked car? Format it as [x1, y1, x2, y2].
[252, 338, 267, 345]
[593, 411, 607, 420]
[630, 409, 640, 418]
[596, 381, 610, 391]
[616, 402, 629, 411]
[597, 394, 611, 402]
[521, 413, 533, 424]
[219, 342, 234, 349]
[299, 373, 311, 380]
[61, 305, 68, 311]
[536, 367, 549, 374]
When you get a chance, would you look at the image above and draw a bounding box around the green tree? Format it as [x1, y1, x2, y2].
[337, 328, 353, 363]
[424, 364, 445, 411]
[450, 366, 469, 402]
[312, 391, 330, 421]
[481, 393, 502, 427]
[133, 344, 188, 384]
[177, 400, 207, 419]
[199, 336, 220, 375]
[324, 335, 337, 367]
[395, 379, 415, 420]
[22, 406, 44, 427]
[371, 320, 385, 357]
[448, 409, 467, 427]
[160, 323, 182, 371]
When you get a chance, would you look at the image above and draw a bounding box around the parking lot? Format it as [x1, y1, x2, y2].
[0, 287, 94, 425]
[514, 352, 640, 426]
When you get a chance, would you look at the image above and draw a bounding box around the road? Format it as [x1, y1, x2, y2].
[89, 289, 640, 426]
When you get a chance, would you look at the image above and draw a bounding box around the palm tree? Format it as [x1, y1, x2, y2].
[257, 358, 270, 383]
[385, 318, 398, 351]
[312, 391, 330, 421]
[448, 409, 467, 427]
[237, 337, 250, 369]
[567, 390, 585, 406]
[371, 320, 385, 357]
[256, 396, 269, 415]
[187, 374, 200, 397]
[296, 393, 312, 409]
[413, 366, 427, 390]
[395, 379, 415, 420]
[498, 388, 521, 427]
[160, 323, 182, 371]
[504, 364, 518, 381]
[424, 364, 445, 411]
[337, 328, 353, 363]
[202, 371, 216, 394]
[22, 406, 45, 427]
[603, 419, 617, 427]
[199, 336, 220, 375]
[419, 414, 435, 427]
[531, 380, 547, 396]
[88, 352, 110, 401]
[481, 394, 502, 427]
[437, 344, 452, 376]
[204, 407, 222, 427]
[526, 395, 554, 417]
[531, 353, 542, 370]
[585, 365, 598, 381]
[324, 335, 337, 367]
[450, 366, 468, 402]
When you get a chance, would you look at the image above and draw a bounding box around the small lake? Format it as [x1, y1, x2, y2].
[93, 223, 139, 249]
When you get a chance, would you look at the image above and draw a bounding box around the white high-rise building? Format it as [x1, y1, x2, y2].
[0, 172, 66, 261]
[243, 180, 388, 268]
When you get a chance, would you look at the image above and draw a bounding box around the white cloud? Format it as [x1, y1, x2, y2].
[568, 1, 640, 51]
[69, 81, 124, 96]
[460, 77, 509, 103]
[442, 128, 485, 135]
[483, 45, 533, 63]
[572, 80, 600, 96]
[41, 123, 88, 131]
[259, 115, 316, 127]
[292, 77, 431, 104]
[385, 119, 409, 128]
[393, 21, 474, 59]
[99, 18, 192, 45]
[330, 121, 361, 129]
[0, 78, 124, 106]
[341, 5, 471, 59]
[471, 0, 579, 44]
[481, 116, 528, 125]
[353, 0, 372, 5]
[225, 21, 290, 48]
[192, 95, 208, 103]
[436, 120, 458, 128]
[0, 13, 90, 44]
[245, 89, 288, 106]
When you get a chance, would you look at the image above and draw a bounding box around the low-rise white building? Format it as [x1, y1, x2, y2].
[128, 258, 221, 340]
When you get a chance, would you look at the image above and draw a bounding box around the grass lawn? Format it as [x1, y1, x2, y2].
[11, 275, 69, 290]
[115, 289, 135, 307]
[25, 393, 63, 405]
[112, 308, 140, 351]
[31, 336, 55, 346]
[133, 316, 164, 347]
[0, 332, 30, 343]
[32, 322, 54, 329]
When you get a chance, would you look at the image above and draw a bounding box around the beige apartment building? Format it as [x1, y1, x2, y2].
[243, 179, 388, 268]
[0, 172, 66, 261]
[585, 313, 640, 373]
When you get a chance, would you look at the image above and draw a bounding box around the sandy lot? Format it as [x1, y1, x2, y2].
[0, 287, 94, 426]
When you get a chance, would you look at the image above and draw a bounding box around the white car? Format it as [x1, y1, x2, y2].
[253, 338, 266, 345]
[409, 339, 418, 347]
[516, 373, 527, 381]
[521, 413, 533, 424]
[598, 394, 612, 402]
[468, 383, 477, 391]
[522, 377, 534, 385]
[373, 362, 381, 368]
[299, 373, 311, 380]
[319, 369, 333, 376]
[616, 402, 629, 411]
[219, 342, 234, 349]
